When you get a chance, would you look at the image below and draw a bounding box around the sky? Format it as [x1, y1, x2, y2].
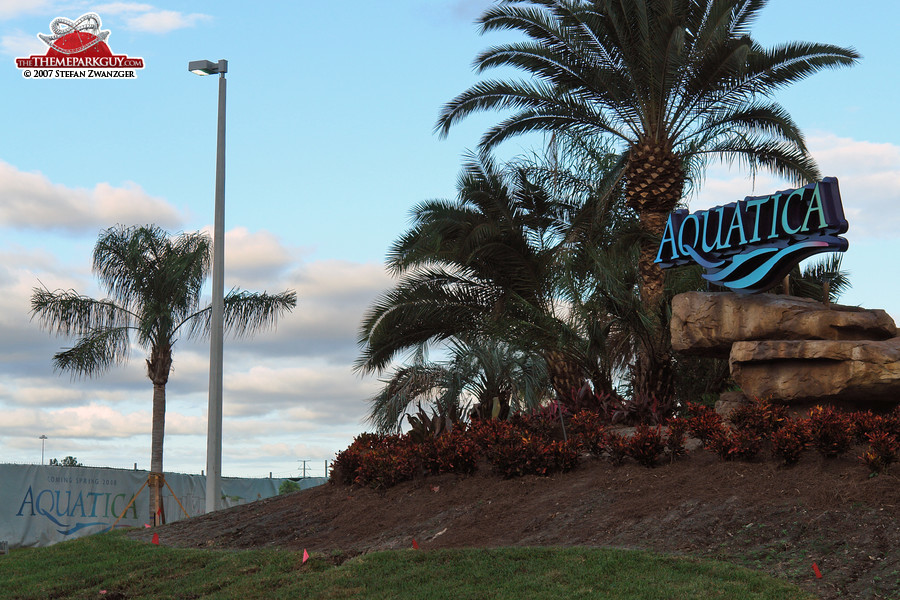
[0, 1, 897, 479]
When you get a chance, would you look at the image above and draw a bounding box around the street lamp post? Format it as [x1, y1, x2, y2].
[39, 435, 47, 465]
[189, 58, 227, 514]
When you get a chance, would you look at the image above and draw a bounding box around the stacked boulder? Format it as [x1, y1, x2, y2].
[671, 292, 900, 410]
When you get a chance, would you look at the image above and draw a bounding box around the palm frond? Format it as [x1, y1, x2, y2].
[188, 289, 298, 340]
[52, 326, 130, 378]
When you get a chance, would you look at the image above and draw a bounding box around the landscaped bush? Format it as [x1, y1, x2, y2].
[511, 409, 562, 441]
[468, 419, 520, 452]
[807, 405, 854, 458]
[568, 410, 606, 456]
[330, 402, 900, 489]
[604, 431, 629, 466]
[728, 398, 787, 436]
[664, 418, 689, 460]
[330, 432, 385, 485]
[487, 433, 579, 478]
[353, 434, 421, 489]
[860, 430, 899, 474]
[432, 428, 480, 475]
[705, 428, 762, 461]
[770, 420, 809, 466]
[626, 424, 665, 467]
[611, 393, 676, 426]
[685, 402, 725, 446]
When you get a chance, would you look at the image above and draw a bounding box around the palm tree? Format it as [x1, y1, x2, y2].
[436, 0, 858, 397]
[367, 337, 549, 433]
[356, 152, 606, 405]
[31, 225, 296, 522]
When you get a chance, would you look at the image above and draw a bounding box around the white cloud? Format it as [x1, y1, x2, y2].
[0, 161, 185, 232]
[124, 9, 210, 33]
[220, 227, 294, 284]
[92, 2, 155, 14]
[0, 30, 45, 57]
[806, 134, 900, 238]
[0, 0, 53, 20]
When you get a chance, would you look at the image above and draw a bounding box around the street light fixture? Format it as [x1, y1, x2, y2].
[39, 435, 47, 465]
[189, 58, 227, 514]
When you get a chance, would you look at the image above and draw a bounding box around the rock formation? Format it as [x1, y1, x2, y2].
[671, 292, 900, 409]
[671, 292, 896, 357]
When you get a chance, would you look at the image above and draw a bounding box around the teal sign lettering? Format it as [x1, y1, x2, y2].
[655, 178, 848, 294]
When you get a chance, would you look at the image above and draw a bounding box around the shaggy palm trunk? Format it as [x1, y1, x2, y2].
[544, 350, 585, 411]
[147, 344, 172, 525]
[624, 140, 684, 402]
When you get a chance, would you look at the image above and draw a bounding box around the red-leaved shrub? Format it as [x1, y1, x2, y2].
[664, 418, 689, 459]
[807, 406, 854, 458]
[685, 402, 725, 446]
[860, 430, 899, 474]
[627, 424, 665, 467]
[770, 420, 809, 466]
[604, 431, 629, 466]
[568, 410, 606, 456]
[728, 398, 788, 436]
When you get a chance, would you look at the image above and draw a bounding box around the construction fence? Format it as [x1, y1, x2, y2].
[0, 463, 325, 549]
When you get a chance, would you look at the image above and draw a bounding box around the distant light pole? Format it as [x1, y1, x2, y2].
[39, 435, 47, 465]
[189, 58, 227, 514]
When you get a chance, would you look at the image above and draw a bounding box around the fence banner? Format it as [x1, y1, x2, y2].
[0, 464, 325, 549]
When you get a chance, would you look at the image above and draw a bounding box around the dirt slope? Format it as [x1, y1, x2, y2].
[129, 451, 900, 600]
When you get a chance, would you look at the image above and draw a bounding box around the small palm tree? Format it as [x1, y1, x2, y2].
[367, 337, 549, 433]
[31, 225, 296, 522]
[357, 152, 599, 404]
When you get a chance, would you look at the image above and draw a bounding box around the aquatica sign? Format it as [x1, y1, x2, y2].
[655, 178, 848, 294]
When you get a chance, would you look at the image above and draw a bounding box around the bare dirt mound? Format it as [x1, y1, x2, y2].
[129, 452, 899, 600]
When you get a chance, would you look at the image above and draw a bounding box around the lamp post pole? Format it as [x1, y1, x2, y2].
[189, 58, 227, 514]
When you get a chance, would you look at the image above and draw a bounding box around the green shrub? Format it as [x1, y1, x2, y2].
[278, 479, 302, 494]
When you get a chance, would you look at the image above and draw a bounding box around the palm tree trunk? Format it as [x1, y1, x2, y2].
[147, 344, 172, 525]
[544, 350, 584, 411]
[149, 381, 166, 524]
[625, 140, 684, 403]
[631, 207, 678, 403]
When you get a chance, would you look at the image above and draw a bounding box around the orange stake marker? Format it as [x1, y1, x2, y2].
[812, 563, 823, 579]
[412, 539, 419, 550]
[151, 533, 160, 545]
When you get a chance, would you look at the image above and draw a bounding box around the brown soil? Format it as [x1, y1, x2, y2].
[129, 450, 900, 600]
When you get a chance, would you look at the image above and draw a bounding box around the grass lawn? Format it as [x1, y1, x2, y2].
[0, 531, 814, 599]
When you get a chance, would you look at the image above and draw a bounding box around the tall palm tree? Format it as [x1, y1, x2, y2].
[31, 225, 296, 522]
[436, 0, 858, 397]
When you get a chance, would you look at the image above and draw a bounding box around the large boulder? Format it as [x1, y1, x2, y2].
[672, 292, 897, 357]
[730, 337, 900, 406]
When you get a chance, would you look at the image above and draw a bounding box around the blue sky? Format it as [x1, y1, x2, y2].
[0, 1, 897, 478]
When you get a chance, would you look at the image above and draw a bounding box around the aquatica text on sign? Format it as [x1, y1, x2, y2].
[655, 178, 848, 294]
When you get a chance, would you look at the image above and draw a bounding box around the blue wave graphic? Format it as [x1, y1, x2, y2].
[58, 522, 111, 536]
[702, 241, 833, 293]
[682, 245, 727, 269]
[700, 247, 779, 282]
